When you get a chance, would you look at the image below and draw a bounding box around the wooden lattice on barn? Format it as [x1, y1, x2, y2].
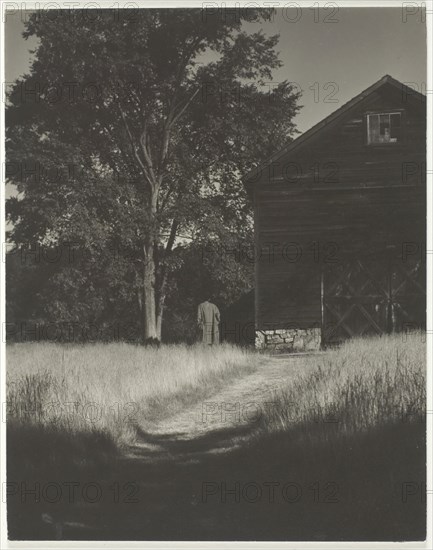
[322, 252, 425, 344]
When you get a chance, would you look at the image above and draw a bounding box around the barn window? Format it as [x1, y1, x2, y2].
[367, 112, 401, 144]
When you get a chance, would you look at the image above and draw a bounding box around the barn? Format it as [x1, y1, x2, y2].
[244, 75, 426, 352]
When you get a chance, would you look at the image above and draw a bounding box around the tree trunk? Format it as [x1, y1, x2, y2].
[154, 219, 178, 342]
[141, 183, 174, 342]
[155, 262, 171, 341]
[156, 310, 163, 341]
[142, 241, 158, 341]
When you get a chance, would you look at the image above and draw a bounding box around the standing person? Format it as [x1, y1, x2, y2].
[197, 298, 220, 345]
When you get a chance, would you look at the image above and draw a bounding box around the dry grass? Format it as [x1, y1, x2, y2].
[6, 334, 427, 540]
[7, 342, 259, 446]
[259, 331, 426, 439]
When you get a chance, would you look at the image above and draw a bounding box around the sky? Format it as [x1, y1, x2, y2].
[4, 7, 427, 134]
[250, 7, 427, 131]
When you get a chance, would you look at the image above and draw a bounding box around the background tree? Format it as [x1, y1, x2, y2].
[6, 8, 301, 341]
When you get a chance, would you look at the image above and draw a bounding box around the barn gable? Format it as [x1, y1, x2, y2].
[246, 75, 426, 352]
[245, 74, 425, 191]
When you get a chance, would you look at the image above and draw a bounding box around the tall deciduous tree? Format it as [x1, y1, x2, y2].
[7, 8, 301, 341]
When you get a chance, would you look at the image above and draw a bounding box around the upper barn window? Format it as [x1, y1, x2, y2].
[366, 112, 402, 144]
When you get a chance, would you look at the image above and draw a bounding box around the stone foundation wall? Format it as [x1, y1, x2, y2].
[255, 328, 321, 353]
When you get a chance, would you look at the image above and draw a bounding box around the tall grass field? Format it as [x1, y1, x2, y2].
[6, 333, 426, 541]
[261, 332, 426, 437]
[7, 342, 259, 445]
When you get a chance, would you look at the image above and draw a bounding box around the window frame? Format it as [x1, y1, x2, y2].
[364, 109, 406, 147]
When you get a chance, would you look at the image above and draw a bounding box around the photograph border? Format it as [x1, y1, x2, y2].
[1, 1, 431, 548]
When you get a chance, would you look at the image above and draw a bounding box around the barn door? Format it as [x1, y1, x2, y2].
[321, 255, 425, 345]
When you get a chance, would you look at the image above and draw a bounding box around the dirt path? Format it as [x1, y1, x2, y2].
[22, 354, 320, 540]
[129, 354, 318, 463]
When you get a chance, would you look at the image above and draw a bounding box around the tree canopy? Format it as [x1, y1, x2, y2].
[6, 8, 302, 342]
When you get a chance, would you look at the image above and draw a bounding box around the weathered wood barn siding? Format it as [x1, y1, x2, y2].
[246, 76, 426, 351]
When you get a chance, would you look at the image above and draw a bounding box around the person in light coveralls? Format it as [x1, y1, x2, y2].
[197, 297, 220, 345]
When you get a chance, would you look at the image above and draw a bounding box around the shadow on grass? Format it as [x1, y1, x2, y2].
[128, 423, 255, 462]
[7, 415, 426, 542]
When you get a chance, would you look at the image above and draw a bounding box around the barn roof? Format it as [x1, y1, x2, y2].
[244, 74, 425, 188]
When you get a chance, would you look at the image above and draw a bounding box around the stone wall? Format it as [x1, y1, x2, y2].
[255, 327, 321, 353]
